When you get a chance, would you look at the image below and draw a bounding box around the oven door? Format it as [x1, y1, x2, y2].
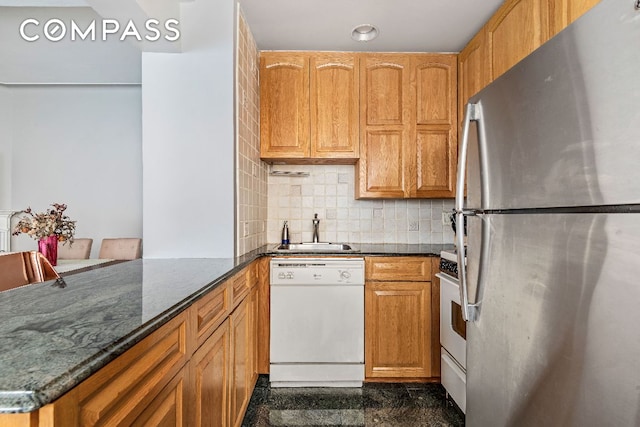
[437, 272, 467, 369]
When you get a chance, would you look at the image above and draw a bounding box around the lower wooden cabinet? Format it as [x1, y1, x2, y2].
[230, 296, 251, 427]
[364, 256, 437, 381]
[133, 370, 187, 427]
[191, 276, 259, 427]
[365, 281, 432, 379]
[1, 263, 260, 427]
[191, 269, 258, 427]
[74, 312, 190, 427]
[190, 319, 230, 427]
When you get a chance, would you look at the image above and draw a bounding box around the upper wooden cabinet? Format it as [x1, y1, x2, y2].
[310, 53, 360, 159]
[357, 53, 457, 199]
[486, 0, 550, 81]
[260, 52, 359, 162]
[549, 0, 600, 38]
[411, 55, 458, 198]
[260, 52, 310, 160]
[458, 30, 489, 121]
[460, 0, 600, 102]
[357, 54, 411, 198]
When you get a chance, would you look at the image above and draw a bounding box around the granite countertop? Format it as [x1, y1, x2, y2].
[262, 243, 454, 256]
[0, 244, 452, 413]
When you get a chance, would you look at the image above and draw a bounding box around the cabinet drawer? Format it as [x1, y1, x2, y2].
[194, 282, 229, 348]
[365, 257, 432, 281]
[246, 262, 258, 288]
[231, 269, 250, 307]
[76, 313, 188, 427]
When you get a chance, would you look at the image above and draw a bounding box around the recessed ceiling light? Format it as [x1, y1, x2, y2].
[351, 24, 379, 42]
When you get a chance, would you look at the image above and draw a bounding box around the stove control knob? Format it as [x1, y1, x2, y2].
[286, 272, 294, 279]
[278, 272, 286, 279]
[340, 270, 351, 280]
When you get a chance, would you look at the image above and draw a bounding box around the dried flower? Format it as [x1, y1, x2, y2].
[12, 203, 76, 244]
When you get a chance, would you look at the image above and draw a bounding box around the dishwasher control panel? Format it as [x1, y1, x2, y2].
[270, 258, 365, 285]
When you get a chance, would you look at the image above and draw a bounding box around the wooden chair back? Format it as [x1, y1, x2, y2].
[58, 238, 93, 260]
[0, 251, 60, 292]
[98, 238, 142, 260]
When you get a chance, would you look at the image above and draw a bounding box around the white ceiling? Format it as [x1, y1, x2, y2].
[0, 0, 505, 53]
[238, 0, 504, 53]
[0, 0, 88, 5]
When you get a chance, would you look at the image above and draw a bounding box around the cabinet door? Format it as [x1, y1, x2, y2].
[410, 55, 457, 198]
[190, 319, 230, 427]
[132, 370, 187, 427]
[357, 54, 411, 198]
[458, 30, 488, 121]
[566, 0, 599, 22]
[486, 0, 550, 81]
[310, 53, 359, 160]
[248, 286, 259, 384]
[257, 257, 270, 374]
[365, 281, 432, 378]
[549, 0, 600, 38]
[260, 52, 310, 160]
[230, 299, 250, 427]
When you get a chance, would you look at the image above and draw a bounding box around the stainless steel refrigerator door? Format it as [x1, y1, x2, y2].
[465, 0, 640, 211]
[466, 212, 640, 427]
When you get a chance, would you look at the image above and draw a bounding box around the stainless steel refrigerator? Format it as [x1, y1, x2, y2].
[455, 0, 640, 425]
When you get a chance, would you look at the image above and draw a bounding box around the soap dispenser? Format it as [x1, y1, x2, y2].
[281, 221, 290, 245]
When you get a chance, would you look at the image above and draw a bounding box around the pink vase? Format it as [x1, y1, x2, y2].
[38, 235, 58, 266]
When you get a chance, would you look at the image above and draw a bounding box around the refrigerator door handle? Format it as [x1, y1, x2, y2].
[456, 101, 485, 322]
[456, 211, 488, 322]
[455, 102, 481, 212]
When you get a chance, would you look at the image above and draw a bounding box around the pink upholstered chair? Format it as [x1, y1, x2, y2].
[0, 251, 60, 292]
[58, 238, 93, 260]
[98, 238, 142, 260]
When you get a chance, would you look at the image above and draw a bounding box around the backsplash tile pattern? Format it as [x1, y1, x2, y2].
[236, 10, 268, 256]
[267, 165, 455, 245]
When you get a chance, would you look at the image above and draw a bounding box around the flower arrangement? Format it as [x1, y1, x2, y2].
[12, 203, 76, 244]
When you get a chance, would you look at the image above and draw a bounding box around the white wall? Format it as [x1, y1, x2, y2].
[8, 85, 142, 258]
[142, 0, 236, 258]
[0, 7, 141, 84]
[0, 85, 12, 208]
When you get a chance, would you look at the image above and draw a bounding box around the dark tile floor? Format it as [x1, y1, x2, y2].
[242, 376, 465, 427]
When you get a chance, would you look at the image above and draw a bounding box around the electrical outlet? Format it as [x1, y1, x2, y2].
[408, 220, 419, 231]
[243, 222, 250, 237]
[252, 163, 258, 177]
[442, 212, 453, 227]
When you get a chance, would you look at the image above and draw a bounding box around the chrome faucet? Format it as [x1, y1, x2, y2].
[312, 213, 320, 243]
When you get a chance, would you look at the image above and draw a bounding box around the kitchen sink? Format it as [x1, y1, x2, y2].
[274, 242, 358, 252]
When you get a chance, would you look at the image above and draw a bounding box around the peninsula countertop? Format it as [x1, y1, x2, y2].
[0, 243, 452, 413]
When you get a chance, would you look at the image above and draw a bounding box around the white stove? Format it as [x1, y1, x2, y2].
[437, 249, 467, 413]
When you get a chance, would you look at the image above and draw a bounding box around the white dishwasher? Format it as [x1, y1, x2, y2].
[270, 257, 365, 387]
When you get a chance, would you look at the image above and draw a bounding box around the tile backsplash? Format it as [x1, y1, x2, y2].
[267, 165, 455, 245]
[236, 10, 268, 256]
